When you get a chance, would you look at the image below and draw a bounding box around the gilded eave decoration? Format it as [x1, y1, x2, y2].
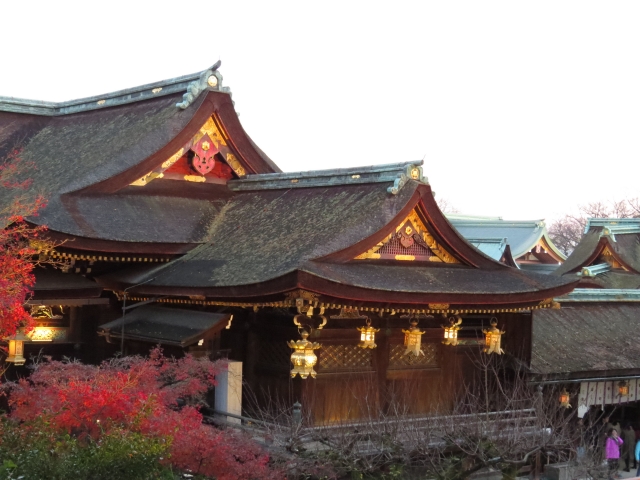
[600, 245, 628, 271]
[123, 294, 558, 315]
[130, 115, 246, 187]
[355, 209, 460, 263]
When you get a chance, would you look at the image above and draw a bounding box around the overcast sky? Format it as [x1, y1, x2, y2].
[1, 1, 639, 222]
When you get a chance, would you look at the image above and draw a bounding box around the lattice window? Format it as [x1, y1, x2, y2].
[259, 342, 291, 367]
[388, 343, 438, 369]
[318, 345, 374, 372]
[377, 234, 434, 257]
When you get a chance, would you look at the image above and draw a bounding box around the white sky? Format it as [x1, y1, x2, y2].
[1, 1, 639, 222]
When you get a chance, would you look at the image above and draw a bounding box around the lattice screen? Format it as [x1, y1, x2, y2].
[318, 345, 374, 372]
[259, 342, 291, 367]
[388, 343, 438, 368]
[377, 235, 434, 257]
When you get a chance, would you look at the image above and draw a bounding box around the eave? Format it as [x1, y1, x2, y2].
[98, 267, 578, 312]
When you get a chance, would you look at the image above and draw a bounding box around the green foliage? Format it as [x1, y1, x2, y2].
[0, 419, 173, 479]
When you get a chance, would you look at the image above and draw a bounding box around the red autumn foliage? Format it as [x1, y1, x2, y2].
[0, 149, 47, 338]
[6, 348, 282, 479]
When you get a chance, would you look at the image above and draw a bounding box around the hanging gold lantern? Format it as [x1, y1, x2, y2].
[357, 318, 379, 349]
[618, 381, 630, 397]
[483, 318, 505, 355]
[403, 318, 425, 356]
[559, 389, 571, 408]
[287, 331, 321, 379]
[442, 316, 462, 346]
[5, 331, 29, 366]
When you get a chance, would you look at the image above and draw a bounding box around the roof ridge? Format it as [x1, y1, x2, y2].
[0, 62, 229, 116]
[227, 161, 427, 194]
[448, 218, 546, 226]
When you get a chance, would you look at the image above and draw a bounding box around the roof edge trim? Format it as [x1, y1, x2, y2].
[228, 161, 426, 192]
[585, 217, 640, 234]
[0, 65, 229, 116]
[556, 288, 640, 302]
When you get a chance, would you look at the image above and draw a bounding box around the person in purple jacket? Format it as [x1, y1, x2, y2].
[635, 434, 640, 477]
[605, 428, 623, 480]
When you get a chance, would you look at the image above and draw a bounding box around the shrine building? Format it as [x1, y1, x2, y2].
[0, 63, 578, 423]
[530, 218, 640, 421]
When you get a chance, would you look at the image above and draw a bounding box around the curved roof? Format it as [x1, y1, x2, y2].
[554, 220, 640, 288]
[0, 66, 279, 230]
[448, 215, 566, 263]
[531, 304, 640, 380]
[98, 179, 577, 307]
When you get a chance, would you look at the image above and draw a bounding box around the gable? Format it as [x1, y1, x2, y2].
[597, 245, 629, 271]
[130, 116, 248, 186]
[355, 209, 460, 263]
[517, 237, 566, 264]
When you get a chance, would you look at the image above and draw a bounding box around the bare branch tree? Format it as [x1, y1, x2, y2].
[548, 198, 640, 255]
[437, 198, 460, 214]
[244, 352, 588, 480]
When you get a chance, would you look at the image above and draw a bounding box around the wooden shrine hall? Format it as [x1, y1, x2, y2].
[0, 62, 578, 422]
[528, 219, 640, 419]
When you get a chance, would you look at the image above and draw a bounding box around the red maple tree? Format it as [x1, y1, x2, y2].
[0, 149, 46, 338]
[7, 349, 282, 479]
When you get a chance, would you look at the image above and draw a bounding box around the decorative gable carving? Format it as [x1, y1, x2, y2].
[130, 116, 247, 186]
[355, 210, 459, 263]
[598, 245, 628, 270]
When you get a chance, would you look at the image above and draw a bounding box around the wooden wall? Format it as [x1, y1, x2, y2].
[241, 312, 534, 425]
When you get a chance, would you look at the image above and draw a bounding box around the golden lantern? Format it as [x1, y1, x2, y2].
[403, 318, 425, 356]
[442, 316, 462, 346]
[287, 331, 321, 379]
[357, 319, 379, 349]
[618, 381, 630, 397]
[5, 331, 29, 366]
[559, 389, 572, 408]
[483, 318, 505, 355]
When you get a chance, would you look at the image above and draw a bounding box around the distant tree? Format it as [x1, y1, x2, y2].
[548, 199, 640, 255]
[437, 197, 460, 214]
[547, 215, 584, 257]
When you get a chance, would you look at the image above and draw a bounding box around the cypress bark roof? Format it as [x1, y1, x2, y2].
[31, 268, 102, 300]
[97, 180, 577, 305]
[100, 180, 421, 288]
[554, 222, 640, 286]
[97, 305, 230, 347]
[1, 67, 578, 307]
[531, 303, 640, 380]
[1, 92, 203, 207]
[1, 68, 279, 231]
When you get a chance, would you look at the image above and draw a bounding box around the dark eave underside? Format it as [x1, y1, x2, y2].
[98, 259, 577, 306]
